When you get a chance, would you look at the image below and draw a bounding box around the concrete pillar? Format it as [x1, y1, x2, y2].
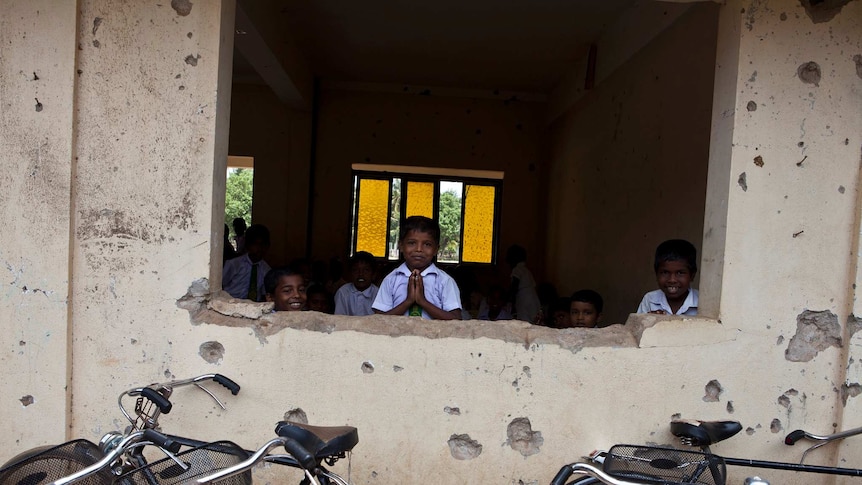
[68, 0, 235, 432]
[0, 0, 78, 447]
[702, 0, 862, 467]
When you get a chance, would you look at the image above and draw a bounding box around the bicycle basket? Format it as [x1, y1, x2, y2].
[116, 440, 251, 485]
[0, 439, 110, 485]
[602, 445, 726, 485]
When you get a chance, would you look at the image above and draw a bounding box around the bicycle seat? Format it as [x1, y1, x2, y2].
[670, 419, 742, 446]
[274, 421, 359, 458]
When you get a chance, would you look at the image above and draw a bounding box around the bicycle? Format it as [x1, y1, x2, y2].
[194, 419, 359, 485]
[550, 418, 862, 485]
[0, 373, 242, 485]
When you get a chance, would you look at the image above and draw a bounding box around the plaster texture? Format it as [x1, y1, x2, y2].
[1, 1, 862, 484]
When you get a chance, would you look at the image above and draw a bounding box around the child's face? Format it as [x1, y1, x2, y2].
[656, 260, 694, 304]
[307, 292, 329, 313]
[351, 261, 374, 291]
[266, 274, 306, 311]
[399, 230, 438, 271]
[570, 301, 600, 328]
[246, 238, 269, 263]
[553, 310, 571, 328]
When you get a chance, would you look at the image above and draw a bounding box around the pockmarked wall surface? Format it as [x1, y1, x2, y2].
[1, 1, 862, 485]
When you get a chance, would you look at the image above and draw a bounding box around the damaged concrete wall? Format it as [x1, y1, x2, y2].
[707, 0, 862, 480]
[310, 88, 547, 275]
[2, 0, 862, 484]
[545, 5, 719, 325]
[0, 0, 77, 447]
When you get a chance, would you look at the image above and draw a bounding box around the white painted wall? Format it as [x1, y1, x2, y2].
[1, 1, 861, 484]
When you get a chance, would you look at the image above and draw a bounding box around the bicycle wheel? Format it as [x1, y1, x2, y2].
[0, 439, 111, 485]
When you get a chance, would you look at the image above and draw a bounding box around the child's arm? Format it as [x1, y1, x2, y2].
[373, 272, 416, 316]
[414, 272, 461, 320]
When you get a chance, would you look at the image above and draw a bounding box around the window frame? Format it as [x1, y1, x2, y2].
[350, 168, 503, 265]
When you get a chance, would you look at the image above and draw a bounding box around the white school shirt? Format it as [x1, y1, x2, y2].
[636, 288, 699, 316]
[334, 283, 379, 316]
[372, 263, 461, 319]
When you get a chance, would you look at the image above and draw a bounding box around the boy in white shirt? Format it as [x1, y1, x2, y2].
[636, 239, 699, 316]
[372, 216, 461, 320]
[334, 251, 379, 316]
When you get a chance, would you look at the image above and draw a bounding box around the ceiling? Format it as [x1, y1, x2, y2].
[234, 0, 640, 94]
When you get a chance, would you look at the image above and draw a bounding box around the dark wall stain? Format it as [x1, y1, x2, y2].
[798, 0, 854, 23]
[797, 61, 822, 87]
[171, 0, 194, 17]
[854, 55, 862, 80]
[785, 310, 842, 362]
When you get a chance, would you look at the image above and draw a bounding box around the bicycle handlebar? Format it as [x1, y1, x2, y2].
[118, 373, 241, 428]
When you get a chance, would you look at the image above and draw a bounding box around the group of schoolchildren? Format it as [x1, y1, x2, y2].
[222, 215, 699, 325]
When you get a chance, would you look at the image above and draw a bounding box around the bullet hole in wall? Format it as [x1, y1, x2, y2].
[34, 98, 42, 112]
[848, 314, 862, 337]
[284, 407, 308, 424]
[392, 365, 403, 372]
[448, 434, 482, 460]
[185, 54, 201, 67]
[746, 427, 756, 435]
[797, 62, 821, 87]
[93, 40, 100, 49]
[20, 395, 34, 407]
[199, 341, 225, 364]
[361, 361, 374, 373]
[839, 185, 845, 194]
[770, 419, 783, 433]
[854, 55, 862, 80]
[747, 101, 757, 112]
[703, 380, 723, 402]
[726, 401, 734, 414]
[799, 0, 854, 24]
[753, 156, 764, 167]
[171, 0, 194, 17]
[778, 395, 791, 408]
[92, 17, 102, 35]
[444, 406, 461, 415]
[507, 417, 543, 457]
[785, 310, 841, 362]
[840, 383, 862, 406]
[737, 172, 747, 192]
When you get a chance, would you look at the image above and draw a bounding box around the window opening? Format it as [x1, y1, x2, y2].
[351, 166, 502, 264]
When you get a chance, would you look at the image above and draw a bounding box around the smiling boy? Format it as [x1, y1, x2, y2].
[264, 266, 307, 312]
[372, 216, 462, 320]
[636, 239, 698, 316]
[334, 251, 379, 316]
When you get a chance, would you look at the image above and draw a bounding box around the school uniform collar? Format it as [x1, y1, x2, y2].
[396, 262, 439, 277]
[649, 289, 698, 314]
